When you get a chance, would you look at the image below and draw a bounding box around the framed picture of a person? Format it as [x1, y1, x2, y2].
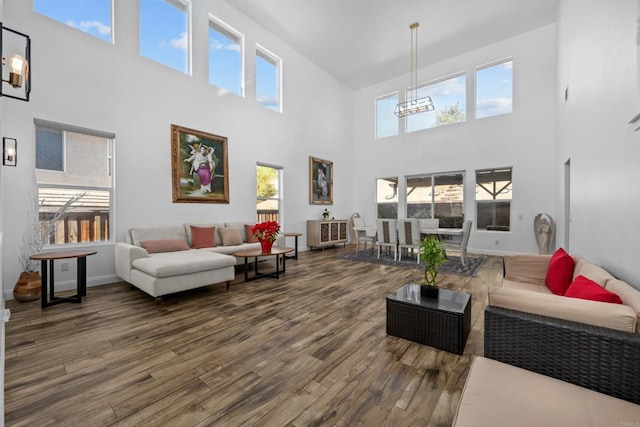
[309, 156, 333, 204]
[171, 124, 229, 203]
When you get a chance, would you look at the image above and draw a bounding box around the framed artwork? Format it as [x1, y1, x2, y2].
[309, 156, 333, 204]
[171, 124, 229, 203]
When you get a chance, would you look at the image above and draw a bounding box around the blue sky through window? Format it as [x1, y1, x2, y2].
[256, 51, 280, 111]
[209, 23, 242, 96]
[407, 74, 467, 132]
[139, 0, 189, 74]
[376, 94, 398, 138]
[34, 0, 112, 42]
[476, 60, 513, 119]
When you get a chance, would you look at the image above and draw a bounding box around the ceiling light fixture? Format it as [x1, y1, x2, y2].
[395, 22, 434, 117]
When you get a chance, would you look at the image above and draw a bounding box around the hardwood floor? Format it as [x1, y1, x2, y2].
[4, 246, 502, 426]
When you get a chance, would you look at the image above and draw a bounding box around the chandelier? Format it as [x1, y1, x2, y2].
[395, 23, 434, 117]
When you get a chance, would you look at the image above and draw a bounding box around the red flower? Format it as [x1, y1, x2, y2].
[252, 221, 280, 242]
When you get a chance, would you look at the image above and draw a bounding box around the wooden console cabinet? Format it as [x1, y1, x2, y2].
[307, 220, 348, 249]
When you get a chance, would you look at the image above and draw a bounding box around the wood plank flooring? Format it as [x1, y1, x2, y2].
[4, 245, 502, 426]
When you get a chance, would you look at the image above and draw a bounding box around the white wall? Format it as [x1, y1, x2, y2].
[352, 24, 558, 256]
[1, 0, 354, 297]
[556, 0, 640, 287]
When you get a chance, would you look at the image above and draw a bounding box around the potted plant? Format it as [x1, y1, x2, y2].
[14, 192, 85, 301]
[322, 208, 331, 220]
[252, 220, 281, 253]
[419, 235, 448, 297]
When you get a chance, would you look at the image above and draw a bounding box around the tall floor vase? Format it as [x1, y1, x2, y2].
[13, 271, 41, 302]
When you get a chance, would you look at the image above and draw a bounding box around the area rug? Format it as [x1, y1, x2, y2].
[335, 250, 485, 277]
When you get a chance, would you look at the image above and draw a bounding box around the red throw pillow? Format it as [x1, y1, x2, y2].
[565, 275, 623, 304]
[140, 239, 190, 254]
[190, 226, 216, 249]
[545, 248, 575, 295]
[245, 224, 259, 243]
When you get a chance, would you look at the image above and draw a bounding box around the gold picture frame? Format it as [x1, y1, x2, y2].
[171, 124, 229, 203]
[309, 156, 333, 204]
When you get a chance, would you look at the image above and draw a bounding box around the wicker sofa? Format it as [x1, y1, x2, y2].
[484, 253, 640, 405]
[115, 222, 261, 300]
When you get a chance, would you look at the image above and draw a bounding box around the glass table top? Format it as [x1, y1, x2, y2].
[386, 284, 471, 314]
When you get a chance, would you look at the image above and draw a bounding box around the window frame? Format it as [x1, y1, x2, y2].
[255, 44, 283, 113]
[475, 166, 513, 232]
[405, 72, 467, 133]
[475, 57, 513, 120]
[405, 171, 465, 228]
[376, 177, 399, 219]
[34, 119, 115, 247]
[139, 0, 193, 75]
[33, 0, 115, 43]
[256, 162, 283, 225]
[375, 92, 399, 139]
[208, 15, 245, 97]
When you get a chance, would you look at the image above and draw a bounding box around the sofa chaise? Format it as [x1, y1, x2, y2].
[485, 251, 640, 404]
[115, 222, 261, 301]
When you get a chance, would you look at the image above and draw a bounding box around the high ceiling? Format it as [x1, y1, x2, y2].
[229, 0, 558, 90]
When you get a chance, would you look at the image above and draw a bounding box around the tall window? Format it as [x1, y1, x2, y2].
[256, 45, 282, 112]
[476, 59, 513, 119]
[376, 93, 398, 138]
[34, 0, 113, 43]
[35, 119, 114, 244]
[476, 167, 512, 231]
[376, 177, 398, 219]
[407, 73, 466, 133]
[140, 0, 191, 74]
[209, 16, 243, 96]
[406, 172, 464, 228]
[256, 163, 282, 223]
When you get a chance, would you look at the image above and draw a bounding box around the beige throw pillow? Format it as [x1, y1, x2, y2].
[219, 227, 242, 246]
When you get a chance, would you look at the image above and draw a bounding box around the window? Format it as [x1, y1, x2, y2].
[406, 73, 466, 133]
[256, 45, 282, 112]
[476, 59, 513, 119]
[376, 93, 399, 138]
[376, 177, 398, 219]
[35, 119, 114, 244]
[209, 17, 243, 96]
[406, 172, 464, 228]
[256, 163, 282, 223]
[476, 167, 512, 231]
[140, 0, 191, 74]
[34, 0, 113, 43]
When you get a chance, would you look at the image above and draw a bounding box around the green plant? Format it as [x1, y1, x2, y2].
[419, 236, 447, 286]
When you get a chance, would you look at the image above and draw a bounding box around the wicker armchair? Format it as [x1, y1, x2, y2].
[484, 305, 640, 404]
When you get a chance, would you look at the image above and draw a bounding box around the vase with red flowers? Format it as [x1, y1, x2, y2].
[252, 221, 281, 253]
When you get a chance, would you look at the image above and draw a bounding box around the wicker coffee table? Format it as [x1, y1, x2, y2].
[386, 284, 471, 355]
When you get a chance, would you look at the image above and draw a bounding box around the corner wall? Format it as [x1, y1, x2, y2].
[556, 0, 640, 287]
[1, 0, 354, 297]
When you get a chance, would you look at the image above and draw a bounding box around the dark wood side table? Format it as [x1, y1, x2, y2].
[386, 284, 471, 355]
[30, 249, 97, 308]
[283, 232, 302, 259]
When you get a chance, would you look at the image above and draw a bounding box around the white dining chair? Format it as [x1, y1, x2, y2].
[397, 219, 421, 263]
[443, 220, 472, 266]
[376, 218, 398, 261]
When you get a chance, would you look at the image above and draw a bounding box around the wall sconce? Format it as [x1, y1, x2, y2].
[1, 22, 31, 102]
[3, 137, 17, 167]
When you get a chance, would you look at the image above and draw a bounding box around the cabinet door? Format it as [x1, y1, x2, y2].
[339, 221, 347, 240]
[330, 222, 339, 242]
[320, 222, 330, 243]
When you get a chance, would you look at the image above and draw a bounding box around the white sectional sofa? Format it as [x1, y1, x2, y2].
[115, 222, 261, 301]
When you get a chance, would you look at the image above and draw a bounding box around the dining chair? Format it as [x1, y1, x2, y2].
[418, 218, 439, 230]
[352, 216, 376, 253]
[376, 218, 398, 261]
[443, 220, 472, 266]
[397, 218, 421, 263]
